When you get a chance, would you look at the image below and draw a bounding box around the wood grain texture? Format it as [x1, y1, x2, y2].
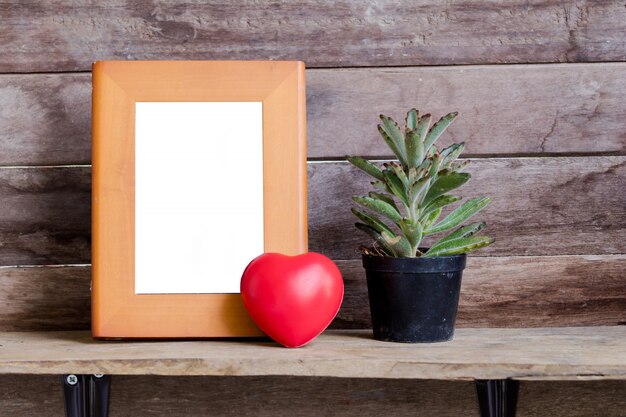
[0, 167, 90, 265]
[1, 1, 625, 73]
[0, 156, 624, 265]
[0, 375, 476, 417]
[334, 255, 626, 329]
[308, 157, 626, 259]
[2, 328, 626, 380]
[1, 375, 624, 417]
[0, 375, 626, 417]
[2, 63, 626, 165]
[1, 1, 624, 415]
[1, 256, 624, 332]
[0, 266, 90, 332]
[0, 74, 91, 165]
[307, 63, 626, 158]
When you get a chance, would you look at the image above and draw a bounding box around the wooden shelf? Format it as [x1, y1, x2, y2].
[1, 327, 625, 381]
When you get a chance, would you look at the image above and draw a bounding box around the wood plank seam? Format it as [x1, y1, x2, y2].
[3, 60, 626, 76]
[2, 256, 624, 331]
[2, 62, 625, 165]
[0, 157, 623, 265]
[2, 1, 625, 72]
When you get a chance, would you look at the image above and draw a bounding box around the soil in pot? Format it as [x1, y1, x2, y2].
[363, 252, 466, 343]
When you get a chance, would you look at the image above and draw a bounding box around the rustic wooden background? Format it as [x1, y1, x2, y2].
[1, 1, 625, 415]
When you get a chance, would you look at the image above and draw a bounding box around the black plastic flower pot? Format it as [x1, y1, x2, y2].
[363, 252, 467, 343]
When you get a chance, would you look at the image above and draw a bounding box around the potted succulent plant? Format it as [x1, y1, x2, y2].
[348, 109, 493, 343]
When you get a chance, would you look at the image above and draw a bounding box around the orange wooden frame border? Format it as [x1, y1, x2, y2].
[92, 61, 307, 338]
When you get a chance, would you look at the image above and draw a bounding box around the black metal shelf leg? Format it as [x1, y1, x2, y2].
[62, 374, 111, 417]
[475, 379, 519, 417]
[90, 374, 111, 417]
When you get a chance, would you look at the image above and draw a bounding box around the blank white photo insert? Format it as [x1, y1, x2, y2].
[134, 102, 264, 294]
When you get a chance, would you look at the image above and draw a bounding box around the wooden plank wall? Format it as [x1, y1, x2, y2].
[2, 375, 626, 417]
[1, 1, 625, 415]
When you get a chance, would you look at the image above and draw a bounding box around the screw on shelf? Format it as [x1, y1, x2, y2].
[62, 374, 111, 417]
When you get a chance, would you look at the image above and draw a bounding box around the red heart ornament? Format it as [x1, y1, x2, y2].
[240, 252, 344, 348]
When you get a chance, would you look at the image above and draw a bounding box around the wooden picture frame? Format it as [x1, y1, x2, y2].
[92, 61, 307, 338]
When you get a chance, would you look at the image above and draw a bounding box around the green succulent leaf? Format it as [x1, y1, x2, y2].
[408, 167, 418, 184]
[419, 158, 430, 171]
[368, 192, 399, 212]
[415, 113, 432, 142]
[424, 197, 491, 235]
[410, 176, 430, 206]
[381, 231, 414, 257]
[353, 196, 402, 223]
[355, 223, 395, 256]
[423, 235, 494, 257]
[449, 160, 470, 172]
[383, 170, 410, 207]
[379, 116, 407, 165]
[387, 162, 410, 188]
[421, 194, 462, 219]
[347, 156, 384, 181]
[431, 222, 486, 247]
[428, 153, 442, 177]
[371, 180, 390, 192]
[423, 207, 442, 228]
[351, 208, 394, 235]
[399, 219, 423, 248]
[405, 108, 418, 131]
[440, 142, 465, 167]
[424, 112, 458, 151]
[405, 130, 424, 169]
[422, 171, 471, 206]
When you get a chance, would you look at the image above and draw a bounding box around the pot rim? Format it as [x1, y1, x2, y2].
[362, 250, 467, 273]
